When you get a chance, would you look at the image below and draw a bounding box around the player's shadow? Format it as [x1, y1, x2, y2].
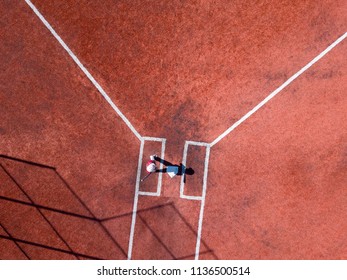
[154, 156, 194, 183]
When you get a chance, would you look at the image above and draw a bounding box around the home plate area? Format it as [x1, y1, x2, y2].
[129, 138, 211, 259]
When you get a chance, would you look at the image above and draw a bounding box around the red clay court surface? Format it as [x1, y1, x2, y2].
[0, 0, 346, 260]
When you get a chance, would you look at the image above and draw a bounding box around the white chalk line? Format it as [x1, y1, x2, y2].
[181, 195, 203, 201]
[186, 141, 210, 147]
[127, 139, 144, 259]
[180, 142, 189, 198]
[24, 0, 142, 141]
[138, 191, 160, 196]
[143, 136, 166, 142]
[210, 32, 347, 147]
[157, 139, 166, 196]
[195, 145, 211, 260]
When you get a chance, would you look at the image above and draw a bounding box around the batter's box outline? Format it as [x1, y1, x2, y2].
[137, 137, 166, 197]
[180, 141, 210, 201]
[128, 138, 211, 260]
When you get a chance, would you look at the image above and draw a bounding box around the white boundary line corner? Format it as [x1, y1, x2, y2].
[24, 0, 142, 141]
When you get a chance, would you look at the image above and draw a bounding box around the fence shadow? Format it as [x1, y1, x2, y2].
[0, 154, 217, 260]
[136, 202, 219, 260]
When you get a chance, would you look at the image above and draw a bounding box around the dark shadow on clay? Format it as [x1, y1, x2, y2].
[0, 154, 218, 260]
[153, 156, 194, 183]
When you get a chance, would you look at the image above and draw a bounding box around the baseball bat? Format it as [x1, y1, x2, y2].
[141, 172, 152, 182]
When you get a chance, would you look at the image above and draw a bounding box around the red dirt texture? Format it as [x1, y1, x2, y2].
[0, 0, 346, 259]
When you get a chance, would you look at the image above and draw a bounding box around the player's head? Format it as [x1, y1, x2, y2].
[146, 162, 156, 173]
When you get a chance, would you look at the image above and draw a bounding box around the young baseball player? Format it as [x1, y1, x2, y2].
[146, 155, 157, 173]
[141, 155, 157, 182]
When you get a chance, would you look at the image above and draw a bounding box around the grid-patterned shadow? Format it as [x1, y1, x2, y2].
[129, 202, 218, 260]
[0, 154, 217, 260]
[0, 155, 128, 259]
